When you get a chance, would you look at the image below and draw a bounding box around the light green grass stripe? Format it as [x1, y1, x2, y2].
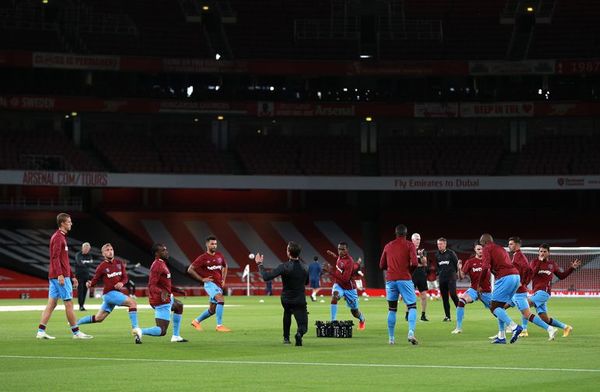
[1, 355, 598, 373]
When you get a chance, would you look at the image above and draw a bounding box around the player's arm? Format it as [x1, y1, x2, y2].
[554, 259, 580, 279]
[379, 247, 387, 270]
[115, 261, 128, 290]
[409, 242, 418, 269]
[187, 261, 207, 282]
[222, 265, 228, 286]
[256, 254, 283, 281]
[450, 250, 459, 273]
[338, 259, 354, 282]
[50, 237, 64, 282]
[326, 250, 337, 259]
[86, 262, 104, 288]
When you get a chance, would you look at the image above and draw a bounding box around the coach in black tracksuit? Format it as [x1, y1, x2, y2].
[74, 242, 94, 311]
[256, 241, 309, 346]
[435, 237, 459, 321]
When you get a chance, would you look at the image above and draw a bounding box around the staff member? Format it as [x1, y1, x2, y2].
[75, 242, 94, 311]
[255, 241, 309, 346]
[435, 237, 460, 322]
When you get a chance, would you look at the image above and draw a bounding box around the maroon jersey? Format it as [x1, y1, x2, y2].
[351, 260, 362, 279]
[512, 250, 532, 294]
[190, 251, 227, 289]
[49, 229, 72, 279]
[379, 237, 418, 281]
[88, 258, 128, 295]
[462, 257, 491, 292]
[481, 243, 519, 283]
[530, 258, 575, 294]
[332, 254, 355, 290]
[148, 258, 172, 307]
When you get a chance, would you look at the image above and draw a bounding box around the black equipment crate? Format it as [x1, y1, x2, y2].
[315, 320, 353, 338]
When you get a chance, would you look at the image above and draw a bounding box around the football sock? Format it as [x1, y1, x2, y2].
[498, 320, 506, 339]
[195, 309, 212, 323]
[172, 313, 182, 336]
[550, 317, 567, 329]
[456, 306, 465, 330]
[407, 307, 417, 333]
[330, 304, 338, 320]
[522, 315, 529, 330]
[493, 307, 513, 327]
[142, 326, 162, 336]
[70, 325, 80, 335]
[387, 310, 397, 339]
[529, 314, 550, 330]
[216, 302, 224, 325]
[77, 315, 95, 325]
[128, 308, 138, 329]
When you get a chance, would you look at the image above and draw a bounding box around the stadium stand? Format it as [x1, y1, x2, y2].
[379, 135, 504, 176]
[0, 129, 102, 171]
[235, 134, 360, 175]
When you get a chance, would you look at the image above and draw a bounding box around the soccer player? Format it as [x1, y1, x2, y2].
[188, 235, 231, 332]
[325, 242, 366, 330]
[479, 233, 522, 344]
[255, 242, 309, 346]
[410, 233, 429, 321]
[529, 243, 581, 337]
[36, 212, 93, 340]
[452, 242, 492, 334]
[435, 237, 460, 322]
[308, 256, 322, 302]
[77, 243, 139, 335]
[132, 243, 188, 343]
[379, 224, 419, 345]
[506, 237, 557, 340]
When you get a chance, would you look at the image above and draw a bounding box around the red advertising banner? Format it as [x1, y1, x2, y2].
[469, 60, 555, 75]
[32, 52, 120, 71]
[460, 102, 534, 117]
[414, 103, 459, 118]
[556, 60, 600, 75]
[1, 95, 599, 118]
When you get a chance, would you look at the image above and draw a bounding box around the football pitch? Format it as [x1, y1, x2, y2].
[1, 296, 599, 391]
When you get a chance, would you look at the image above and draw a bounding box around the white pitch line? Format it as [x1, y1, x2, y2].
[0, 304, 241, 312]
[0, 355, 598, 373]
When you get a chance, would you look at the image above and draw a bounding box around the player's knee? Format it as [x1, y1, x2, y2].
[387, 300, 398, 312]
[159, 326, 168, 336]
[406, 303, 416, 310]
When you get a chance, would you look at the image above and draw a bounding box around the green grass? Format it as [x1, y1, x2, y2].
[1, 296, 599, 391]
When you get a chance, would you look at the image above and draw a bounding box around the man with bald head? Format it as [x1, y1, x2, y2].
[479, 233, 523, 344]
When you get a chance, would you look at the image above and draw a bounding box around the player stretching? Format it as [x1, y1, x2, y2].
[529, 243, 581, 337]
[188, 235, 231, 332]
[506, 237, 557, 340]
[325, 242, 366, 331]
[380, 224, 419, 345]
[133, 243, 188, 343]
[36, 212, 92, 340]
[77, 243, 139, 335]
[452, 242, 491, 334]
[479, 233, 523, 344]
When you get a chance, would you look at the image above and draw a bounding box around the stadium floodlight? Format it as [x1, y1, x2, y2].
[215, 53, 221, 60]
[365, 116, 372, 122]
[359, 54, 372, 59]
[217, 115, 224, 121]
[202, 5, 210, 11]
[71, 112, 78, 117]
[186, 86, 194, 97]
[526, 6, 534, 12]
[193, 118, 199, 122]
